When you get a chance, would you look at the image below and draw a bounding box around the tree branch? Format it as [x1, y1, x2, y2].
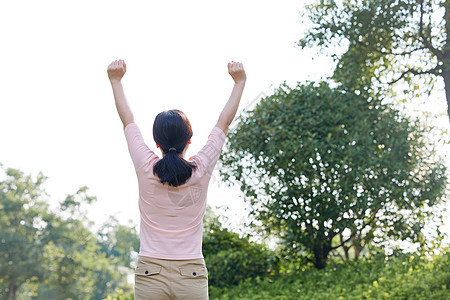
[418, 0, 443, 60]
[330, 208, 379, 251]
[356, 40, 427, 56]
[385, 65, 442, 85]
[331, 249, 346, 260]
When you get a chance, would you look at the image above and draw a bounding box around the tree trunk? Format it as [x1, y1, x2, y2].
[353, 244, 363, 259]
[313, 242, 332, 269]
[444, 1, 450, 121]
[351, 234, 365, 260]
[340, 233, 350, 260]
[6, 280, 18, 300]
[442, 67, 450, 122]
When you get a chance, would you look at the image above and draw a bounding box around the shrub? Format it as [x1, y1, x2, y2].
[209, 251, 450, 299]
[203, 210, 279, 288]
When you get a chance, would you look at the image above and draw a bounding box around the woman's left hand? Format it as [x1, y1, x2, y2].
[107, 59, 127, 82]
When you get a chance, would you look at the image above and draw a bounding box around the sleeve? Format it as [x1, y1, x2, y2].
[191, 127, 227, 177]
[124, 123, 158, 170]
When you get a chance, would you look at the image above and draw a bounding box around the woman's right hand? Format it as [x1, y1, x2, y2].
[107, 59, 127, 82]
[216, 61, 246, 134]
[228, 61, 246, 84]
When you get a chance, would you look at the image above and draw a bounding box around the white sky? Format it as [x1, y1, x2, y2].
[1, 0, 448, 238]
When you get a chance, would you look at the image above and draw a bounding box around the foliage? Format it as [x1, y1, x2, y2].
[219, 81, 447, 269]
[103, 289, 134, 300]
[299, 0, 450, 120]
[0, 167, 52, 300]
[210, 250, 450, 299]
[203, 207, 279, 288]
[98, 216, 140, 268]
[0, 166, 137, 300]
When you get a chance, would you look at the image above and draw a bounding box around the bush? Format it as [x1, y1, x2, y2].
[209, 251, 450, 299]
[203, 211, 279, 288]
[103, 289, 134, 300]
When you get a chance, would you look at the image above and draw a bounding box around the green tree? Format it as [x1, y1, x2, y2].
[220, 82, 447, 269]
[0, 167, 51, 300]
[299, 0, 450, 121]
[34, 189, 135, 300]
[33, 187, 103, 299]
[95, 217, 139, 300]
[0, 166, 136, 299]
[98, 216, 140, 268]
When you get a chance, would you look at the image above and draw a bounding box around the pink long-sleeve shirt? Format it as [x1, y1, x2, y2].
[124, 123, 226, 260]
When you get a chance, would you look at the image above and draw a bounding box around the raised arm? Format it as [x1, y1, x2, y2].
[215, 61, 246, 135]
[107, 59, 135, 128]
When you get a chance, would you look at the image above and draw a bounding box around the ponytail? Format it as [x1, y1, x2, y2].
[153, 150, 196, 187]
[152, 110, 197, 187]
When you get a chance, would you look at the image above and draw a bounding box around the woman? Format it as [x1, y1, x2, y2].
[107, 59, 246, 299]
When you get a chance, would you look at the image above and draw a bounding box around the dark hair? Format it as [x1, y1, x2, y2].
[153, 110, 197, 187]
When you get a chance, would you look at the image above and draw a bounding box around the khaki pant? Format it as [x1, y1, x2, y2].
[134, 256, 209, 300]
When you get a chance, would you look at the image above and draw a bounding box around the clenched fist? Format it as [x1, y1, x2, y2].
[228, 61, 246, 84]
[107, 59, 126, 82]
